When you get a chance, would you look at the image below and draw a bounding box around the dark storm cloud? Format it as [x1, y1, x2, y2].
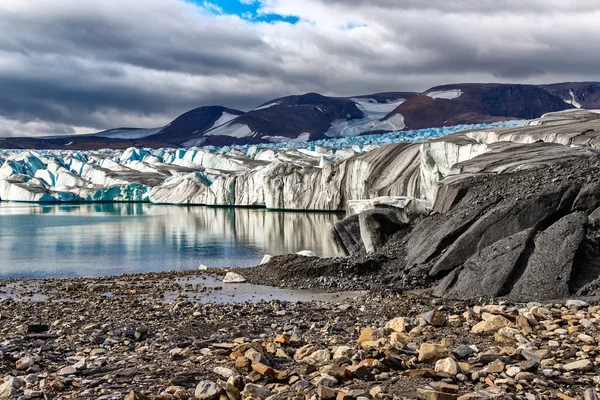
[1, 0, 600, 136]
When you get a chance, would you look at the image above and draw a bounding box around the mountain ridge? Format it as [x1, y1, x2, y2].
[0, 82, 597, 150]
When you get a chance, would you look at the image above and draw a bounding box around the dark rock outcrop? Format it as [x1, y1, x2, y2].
[434, 229, 534, 299]
[509, 212, 587, 301]
[429, 184, 580, 277]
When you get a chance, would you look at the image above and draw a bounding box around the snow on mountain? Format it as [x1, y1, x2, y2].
[425, 89, 463, 100]
[254, 102, 280, 110]
[203, 123, 253, 138]
[350, 97, 407, 114]
[209, 112, 240, 130]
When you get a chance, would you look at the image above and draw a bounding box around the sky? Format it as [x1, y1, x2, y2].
[1, 0, 600, 136]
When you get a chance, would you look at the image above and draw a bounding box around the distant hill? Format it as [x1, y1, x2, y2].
[386, 83, 574, 130]
[539, 82, 600, 109]
[1, 82, 597, 150]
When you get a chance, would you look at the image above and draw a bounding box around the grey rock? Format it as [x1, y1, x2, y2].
[572, 182, 600, 212]
[242, 383, 271, 399]
[195, 380, 220, 400]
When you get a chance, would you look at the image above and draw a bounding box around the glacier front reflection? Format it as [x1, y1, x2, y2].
[0, 203, 343, 278]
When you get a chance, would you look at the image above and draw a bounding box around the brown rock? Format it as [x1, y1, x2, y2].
[357, 327, 375, 344]
[418, 343, 451, 363]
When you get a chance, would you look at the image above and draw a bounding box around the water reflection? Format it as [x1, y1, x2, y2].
[0, 203, 342, 278]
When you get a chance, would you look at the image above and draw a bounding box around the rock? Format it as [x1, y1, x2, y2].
[418, 343, 451, 363]
[385, 317, 407, 333]
[332, 346, 352, 360]
[125, 391, 149, 400]
[0, 377, 22, 400]
[486, 359, 504, 374]
[435, 357, 458, 375]
[357, 327, 375, 344]
[457, 386, 512, 400]
[572, 182, 600, 212]
[510, 212, 586, 300]
[584, 389, 599, 400]
[317, 385, 337, 400]
[57, 365, 77, 376]
[242, 383, 270, 399]
[566, 299, 589, 308]
[195, 380, 220, 400]
[198, 264, 209, 270]
[453, 345, 475, 359]
[417, 388, 459, 400]
[471, 315, 511, 334]
[15, 357, 33, 370]
[418, 310, 447, 327]
[309, 349, 331, 364]
[260, 255, 272, 264]
[223, 272, 247, 283]
[390, 332, 410, 348]
[213, 367, 237, 379]
[563, 359, 594, 372]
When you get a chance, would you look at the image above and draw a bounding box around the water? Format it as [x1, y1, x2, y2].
[0, 202, 343, 279]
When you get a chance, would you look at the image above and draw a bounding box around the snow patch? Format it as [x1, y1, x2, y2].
[426, 89, 463, 100]
[209, 112, 239, 130]
[351, 98, 405, 114]
[204, 123, 253, 138]
[564, 90, 582, 109]
[254, 102, 279, 111]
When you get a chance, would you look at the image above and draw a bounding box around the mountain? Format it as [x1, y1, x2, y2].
[144, 106, 244, 145]
[539, 82, 600, 109]
[0, 82, 597, 150]
[385, 83, 575, 130]
[179, 92, 417, 147]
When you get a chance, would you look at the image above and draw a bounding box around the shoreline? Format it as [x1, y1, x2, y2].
[1, 271, 600, 399]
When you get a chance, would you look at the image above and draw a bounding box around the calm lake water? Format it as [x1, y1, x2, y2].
[0, 202, 343, 279]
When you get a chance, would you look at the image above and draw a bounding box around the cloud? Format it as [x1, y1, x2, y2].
[1, 0, 600, 136]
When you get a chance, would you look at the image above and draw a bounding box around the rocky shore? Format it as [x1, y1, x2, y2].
[1, 272, 600, 400]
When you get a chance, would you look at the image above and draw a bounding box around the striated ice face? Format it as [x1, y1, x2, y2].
[0, 120, 525, 208]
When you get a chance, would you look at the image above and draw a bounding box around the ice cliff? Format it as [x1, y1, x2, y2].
[1, 112, 597, 210]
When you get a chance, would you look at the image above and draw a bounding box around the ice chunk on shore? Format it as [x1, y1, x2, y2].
[223, 272, 247, 283]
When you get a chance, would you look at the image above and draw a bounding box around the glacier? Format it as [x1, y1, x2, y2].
[0, 119, 549, 209]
